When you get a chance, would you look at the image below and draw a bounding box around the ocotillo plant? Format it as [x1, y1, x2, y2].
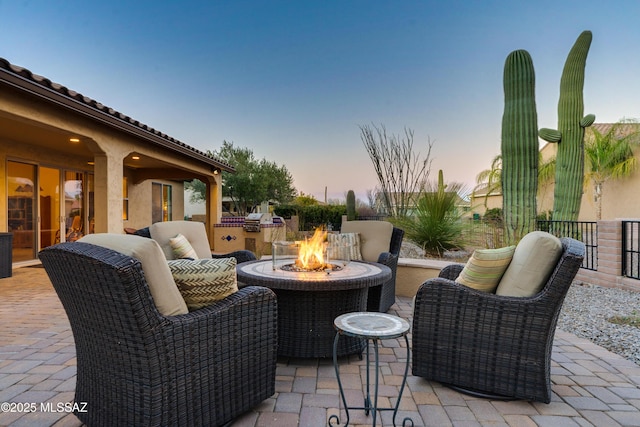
[539, 30, 595, 221]
[346, 190, 356, 221]
[501, 49, 539, 245]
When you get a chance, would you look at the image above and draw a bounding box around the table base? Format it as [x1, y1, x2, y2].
[330, 335, 414, 427]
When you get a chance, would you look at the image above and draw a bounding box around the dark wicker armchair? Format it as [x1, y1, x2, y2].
[341, 220, 404, 312]
[39, 241, 277, 426]
[412, 237, 585, 403]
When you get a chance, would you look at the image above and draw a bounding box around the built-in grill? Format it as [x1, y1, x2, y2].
[243, 213, 264, 232]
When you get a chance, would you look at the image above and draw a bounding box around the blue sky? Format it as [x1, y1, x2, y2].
[2, 1, 639, 202]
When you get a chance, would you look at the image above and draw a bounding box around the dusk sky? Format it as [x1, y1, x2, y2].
[2, 1, 639, 202]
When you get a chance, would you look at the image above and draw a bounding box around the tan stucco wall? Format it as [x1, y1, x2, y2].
[396, 258, 451, 297]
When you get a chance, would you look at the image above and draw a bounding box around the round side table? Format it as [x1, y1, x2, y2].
[329, 312, 413, 427]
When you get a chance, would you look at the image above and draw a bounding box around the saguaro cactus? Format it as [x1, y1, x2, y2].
[539, 30, 595, 221]
[346, 190, 356, 221]
[501, 49, 539, 245]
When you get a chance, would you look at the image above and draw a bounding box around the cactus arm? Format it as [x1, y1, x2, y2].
[539, 128, 562, 143]
[581, 114, 596, 127]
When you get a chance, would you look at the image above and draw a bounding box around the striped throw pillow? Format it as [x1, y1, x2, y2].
[168, 258, 238, 310]
[328, 232, 363, 261]
[455, 246, 516, 292]
[169, 233, 198, 259]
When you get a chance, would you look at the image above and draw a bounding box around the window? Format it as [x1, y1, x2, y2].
[152, 183, 172, 223]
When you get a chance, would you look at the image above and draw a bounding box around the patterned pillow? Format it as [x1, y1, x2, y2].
[455, 246, 516, 292]
[327, 232, 363, 261]
[169, 233, 198, 259]
[168, 258, 238, 311]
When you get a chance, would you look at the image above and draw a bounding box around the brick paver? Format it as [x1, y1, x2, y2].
[1, 266, 640, 426]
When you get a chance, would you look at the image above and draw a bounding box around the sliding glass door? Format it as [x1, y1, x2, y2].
[7, 161, 36, 262]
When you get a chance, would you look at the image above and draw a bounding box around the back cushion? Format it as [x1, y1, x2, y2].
[78, 233, 189, 316]
[341, 221, 393, 262]
[496, 231, 563, 297]
[150, 220, 212, 260]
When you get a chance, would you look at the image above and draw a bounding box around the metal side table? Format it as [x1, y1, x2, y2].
[329, 312, 413, 427]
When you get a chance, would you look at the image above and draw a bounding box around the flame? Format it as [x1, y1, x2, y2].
[295, 228, 327, 270]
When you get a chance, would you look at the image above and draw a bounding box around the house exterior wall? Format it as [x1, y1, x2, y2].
[1, 61, 227, 261]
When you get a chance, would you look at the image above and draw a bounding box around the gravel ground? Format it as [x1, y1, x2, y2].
[401, 241, 640, 366]
[557, 282, 640, 366]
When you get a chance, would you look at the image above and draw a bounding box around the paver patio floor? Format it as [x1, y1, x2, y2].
[1, 266, 640, 426]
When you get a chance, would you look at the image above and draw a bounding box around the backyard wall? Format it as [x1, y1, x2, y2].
[576, 220, 640, 292]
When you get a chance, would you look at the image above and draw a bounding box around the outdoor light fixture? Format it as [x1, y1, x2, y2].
[131, 155, 140, 160]
[69, 138, 80, 143]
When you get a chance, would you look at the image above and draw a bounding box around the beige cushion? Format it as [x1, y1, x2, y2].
[341, 220, 393, 262]
[170, 233, 198, 259]
[150, 221, 212, 260]
[78, 233, 189, 316]
[496, 231, 563, 297]
[168, 258, 238, 311]
[327, 232, 363, 261]
[455, 246, 516, 292]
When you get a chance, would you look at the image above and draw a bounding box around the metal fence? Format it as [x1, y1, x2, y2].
[622, 221, 640, 280]
[536, 220, 598, 271]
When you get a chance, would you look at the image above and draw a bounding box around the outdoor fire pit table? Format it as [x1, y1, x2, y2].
[237, 259, 392, 358]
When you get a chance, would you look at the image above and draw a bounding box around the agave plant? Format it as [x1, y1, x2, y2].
[394, 171, 465, 257]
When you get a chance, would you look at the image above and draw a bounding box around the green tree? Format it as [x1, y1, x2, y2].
[584, 120, 639, 220]
[186, 141, 296, 215]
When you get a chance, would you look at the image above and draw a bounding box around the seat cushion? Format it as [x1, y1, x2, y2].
[78, 233, 189, 316]
[168, 258, 238, 310]
[327, 232, 363, 261]
[496, 231, 563, 297]
[455, 245, 516, 292]
[170, 233, 198, 259]
[150, 220, 213, 260]
[341, 221, 393, 262]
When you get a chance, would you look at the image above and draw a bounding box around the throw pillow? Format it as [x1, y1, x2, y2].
[455, 245, 516, 292]
[327, 232, 363, 261]
[496, 231, 563, 297]
[170, 233, 198, 259]
[168, 257, 238, 310]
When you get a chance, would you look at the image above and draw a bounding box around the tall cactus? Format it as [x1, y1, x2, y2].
[346, 189, 356, 221]
[501, 49, 539, 245]
[539, 30, 595, 221]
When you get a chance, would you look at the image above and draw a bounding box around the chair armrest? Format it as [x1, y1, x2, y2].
[212, 250, 257, 264]
[377, 251, 398, 269]
[438, 264, 464, 280]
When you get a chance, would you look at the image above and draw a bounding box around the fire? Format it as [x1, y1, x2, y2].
[295, 228, 328, 270]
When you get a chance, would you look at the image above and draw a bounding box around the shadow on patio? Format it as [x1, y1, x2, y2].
[1, 266, 640, 427]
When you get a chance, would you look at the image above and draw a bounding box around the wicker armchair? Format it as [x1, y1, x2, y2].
[412, 237, 585, 403]
[341, 220, 404, 312]
[39, 241, 277, 426]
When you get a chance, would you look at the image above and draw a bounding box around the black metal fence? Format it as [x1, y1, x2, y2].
[622, 221, 640, 280]
[536, 220, 598, 271]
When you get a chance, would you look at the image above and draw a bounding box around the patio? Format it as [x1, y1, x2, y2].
[1, 266, 640, 427]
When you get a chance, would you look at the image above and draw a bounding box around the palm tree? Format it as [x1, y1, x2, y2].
[473, 155, 502, 208]
[473, 154, 555, 210]
[584, 120, 639, 220]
